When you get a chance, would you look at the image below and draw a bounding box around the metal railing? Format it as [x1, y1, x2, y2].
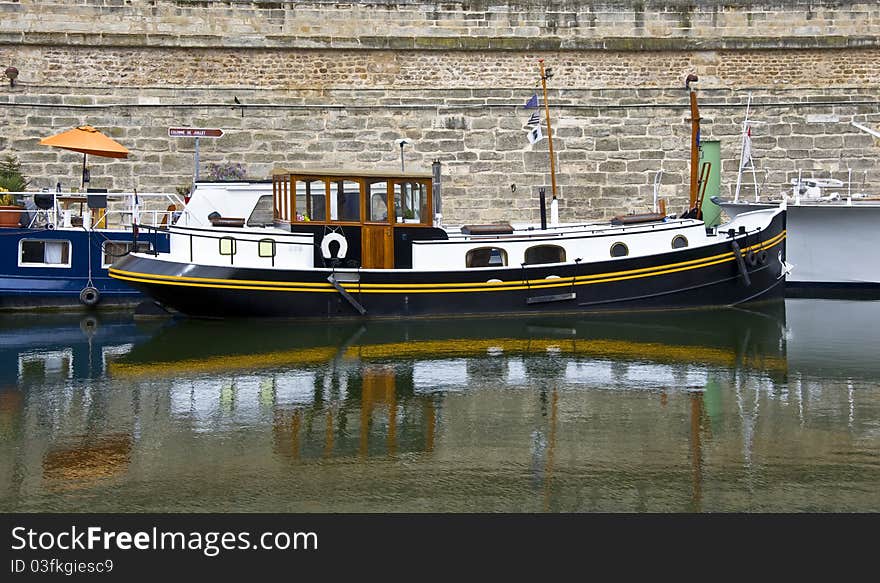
[0, 190, 186, 230]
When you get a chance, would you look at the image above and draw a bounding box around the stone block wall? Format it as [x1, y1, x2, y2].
[1, 0, 879, 222]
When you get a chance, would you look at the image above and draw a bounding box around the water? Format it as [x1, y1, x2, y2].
[1, 299, 878, 513]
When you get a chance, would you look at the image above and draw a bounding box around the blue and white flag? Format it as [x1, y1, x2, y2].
[525, 112, 540, 127]
[524, 94, 539, 109]
[527, 124, 544, 145]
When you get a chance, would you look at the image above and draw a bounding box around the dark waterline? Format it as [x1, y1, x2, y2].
[1, 299, 878, 512]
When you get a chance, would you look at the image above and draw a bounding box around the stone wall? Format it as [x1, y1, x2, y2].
[1, 0, 879, 222]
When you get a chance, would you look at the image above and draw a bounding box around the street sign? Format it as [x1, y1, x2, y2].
[168, 127, 224, 138]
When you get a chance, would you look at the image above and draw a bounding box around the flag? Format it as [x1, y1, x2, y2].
[741, 125, 753, 169]
[524, 94, 539, 109]
[527, 124, 544, 145]
[525, 112, 540, 128]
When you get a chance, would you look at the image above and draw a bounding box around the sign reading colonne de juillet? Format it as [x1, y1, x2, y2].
[168, 127, 224, 138]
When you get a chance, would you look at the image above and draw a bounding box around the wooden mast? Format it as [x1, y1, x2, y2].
[539, 59, 558, 200]
[686, 73, 701, 218]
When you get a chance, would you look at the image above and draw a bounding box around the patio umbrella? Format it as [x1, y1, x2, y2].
[40, 125, 129, 188]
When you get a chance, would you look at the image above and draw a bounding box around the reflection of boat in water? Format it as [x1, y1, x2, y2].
[42, 434, 132, 490]
[108, 304, 788, 381]
[785, 298, 880, 381]
[0, 312, 159, 386]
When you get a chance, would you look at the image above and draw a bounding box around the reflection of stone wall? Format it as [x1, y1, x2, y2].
[1, 1, 879, 221]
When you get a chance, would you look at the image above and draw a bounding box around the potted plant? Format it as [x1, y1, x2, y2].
[0, 188, 23, 228]
[0, 154, 28, 227]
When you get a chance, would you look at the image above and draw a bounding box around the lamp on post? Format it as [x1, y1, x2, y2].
[395, 138, 411, 172]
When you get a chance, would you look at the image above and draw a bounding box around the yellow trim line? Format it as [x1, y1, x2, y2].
[109, 231, 785, 294]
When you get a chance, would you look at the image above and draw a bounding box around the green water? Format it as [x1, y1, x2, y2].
[1, 299, 878, 512]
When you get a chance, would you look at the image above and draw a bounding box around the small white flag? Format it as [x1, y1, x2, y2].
[527, 124, 544, 145]
[525, 112, 540, 128]
[741, 126, 753, 169]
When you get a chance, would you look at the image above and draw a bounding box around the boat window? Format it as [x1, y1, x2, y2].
[394, 181, 428, 224]
[101, 241, 152, 268]
[258, 238, 276, 258]
[329, 180, 361, 222]
[219, 237, 237, 256]
[247, 195, 275, 226]
[19, 240, 71, 268]
[671, 235, 688, 249]
[367, 181, 389, 223]
[295, 179, 326, 222]
[524, 244, 566, 265]
[466, 247, 508, 268]
[610, 242, 629, 258]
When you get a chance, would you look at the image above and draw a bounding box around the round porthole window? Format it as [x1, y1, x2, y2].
[610, 242, 629, 257]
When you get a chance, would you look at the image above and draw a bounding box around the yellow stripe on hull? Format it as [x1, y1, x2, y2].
[109, 231, 785, 295]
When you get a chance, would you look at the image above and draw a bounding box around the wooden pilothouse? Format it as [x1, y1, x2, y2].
[270, 166, 446, 270]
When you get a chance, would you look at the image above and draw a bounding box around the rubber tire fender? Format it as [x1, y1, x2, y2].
[79, 286, 100, 307]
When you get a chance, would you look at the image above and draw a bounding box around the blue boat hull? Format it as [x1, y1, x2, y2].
[0, 227, 169, 310]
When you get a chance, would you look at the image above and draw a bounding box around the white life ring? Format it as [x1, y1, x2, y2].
[320, 232, 348, 260]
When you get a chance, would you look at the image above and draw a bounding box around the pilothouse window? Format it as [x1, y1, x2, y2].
[367, 181, 389, 222]
[329, 180, 361, 222]
[295, 179, 326, 222]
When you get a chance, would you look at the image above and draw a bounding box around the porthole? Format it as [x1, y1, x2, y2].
[610, 242, 629, 258]
[672, 235, 688, 249]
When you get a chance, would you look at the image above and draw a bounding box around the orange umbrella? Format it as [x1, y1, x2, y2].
[40, 125, 129, 188]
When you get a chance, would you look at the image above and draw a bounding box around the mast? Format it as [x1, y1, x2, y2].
[539, 59, 558, 200]
[686, 74, 701, 215]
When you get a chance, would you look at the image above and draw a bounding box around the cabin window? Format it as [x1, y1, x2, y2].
[610, 242, 629, 258]
[671, 235, 688, 249]
[394, 181, 428, 224]
[467, 247, 508, 268]
[19, 240, 71, 267]
[101, 241, 153, 268]
[524, 244, 566, 265]
[258, 238, 276, 258]
[367, 181, 389, 223]
[295, 179, 326, 222]
[247, 195, 275, 226]
[219, 237, 237, 256]
[329, 180, 361, 222]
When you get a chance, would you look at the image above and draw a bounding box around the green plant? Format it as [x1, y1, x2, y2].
[176, 184, 192, 197]
[402, 208, 416, 219]
[0, 154, 29, 193]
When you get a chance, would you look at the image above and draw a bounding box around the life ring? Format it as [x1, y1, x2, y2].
[79, 286, 100, 307]
[320, 232, 348, 260]
[747, 251, 759, 267]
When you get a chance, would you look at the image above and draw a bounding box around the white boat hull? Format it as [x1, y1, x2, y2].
[721, 201, 880, 291]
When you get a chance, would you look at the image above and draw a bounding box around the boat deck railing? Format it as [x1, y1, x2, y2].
[0, 190, 185, 230]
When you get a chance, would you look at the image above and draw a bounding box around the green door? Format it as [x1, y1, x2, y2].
[699, 140, 722, 227]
